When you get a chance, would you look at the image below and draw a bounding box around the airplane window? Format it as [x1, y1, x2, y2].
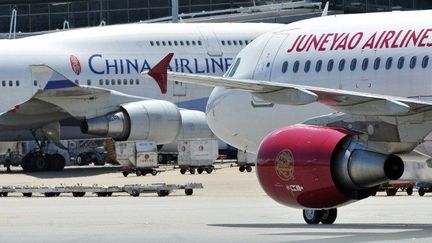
[282, 61, 288, 73]
[410, 56, 417, 69]
[233, 40, 237, 45]
[374, 58, 381, 70]
[198, 40, 202, 45]
[117, 79, 122, 85]
[186, 41, 190, 46]
[327, 59, 334, 72]
[34, 80, 37, 86]
[130, 79, 134, 85]
[227, 40, 232, 45]
[111, 79, 115, 85]
[2, 81, 5, 87]
[123, 79, 127, 85]
[87, 79, 91, 85]
[293, 61, 300, 73]
[174, 41, 178, 46]
[350, 58, 357, 71]
[105, 79, 109, 85]
[245, 40, 249, 44]
[136, 79, 140, 85]
[168, 41, 172, 46]
[221, 40, 225, 46]
[150, 41, 154, 46]
[397, 57, 405, 69]
[8, 80, 12, 86]
[156, 41, 160, 46]
[192, 41, 196, 45]
[362, 58, 369, 71]
[315, 60, 322, 72]
[385, 57, 393, 70]
[180, 41, 184, 46]
[422, 56, 429, 68]
[16, 80, 19, 86]
[163, 41, 167, 46]
[304, 60, 311, 72]
[338, 59, 345, 71]
[99, 79, 103, 85]
[239, 40, 243, 45]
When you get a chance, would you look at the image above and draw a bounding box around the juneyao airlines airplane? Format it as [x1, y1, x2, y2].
[150, 10, 432, 224]
[0, 22, 282, 172]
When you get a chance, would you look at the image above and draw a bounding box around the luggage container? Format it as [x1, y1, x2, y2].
[177, 139, 218, 175]
[116, 140, 160, 177]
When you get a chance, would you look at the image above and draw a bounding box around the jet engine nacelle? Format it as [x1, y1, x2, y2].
[256, 125, 404, 209]
[80, 100, 181, 144]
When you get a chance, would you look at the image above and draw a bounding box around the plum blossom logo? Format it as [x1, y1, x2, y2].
[70, 55, 81, 75]
[274, 149, 295, 181]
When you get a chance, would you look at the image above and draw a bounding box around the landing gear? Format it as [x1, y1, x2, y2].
[20, 131, 66, 172]
[302, 208, 337, 224]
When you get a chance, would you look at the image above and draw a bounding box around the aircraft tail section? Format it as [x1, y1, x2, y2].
[144, 53, 174, 94]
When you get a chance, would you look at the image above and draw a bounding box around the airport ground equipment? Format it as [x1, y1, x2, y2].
[177, 139, 218, 175]
[373, 181, 415, 196]
[236, 150, 255, 173]
[0, 183, 203, 197]
[116, 141, 161, 177]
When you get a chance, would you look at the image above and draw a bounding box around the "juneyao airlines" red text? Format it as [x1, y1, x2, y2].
[287, 28, 432, 53]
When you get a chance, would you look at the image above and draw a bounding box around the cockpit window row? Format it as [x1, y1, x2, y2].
[150, 40, 203, 47]
[281, 55, 429, 74]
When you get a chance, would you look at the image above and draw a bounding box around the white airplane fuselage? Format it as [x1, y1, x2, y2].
[0, 22, 282, 134]
[206, 10, 432, 153]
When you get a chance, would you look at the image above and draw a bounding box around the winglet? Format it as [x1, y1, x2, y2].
[145, 53, 174, 94]
[31, 65, 78, 91]
[321, 1, 329, 17]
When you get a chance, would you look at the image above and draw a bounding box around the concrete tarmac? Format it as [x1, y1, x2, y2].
[1, 165, 432, 242]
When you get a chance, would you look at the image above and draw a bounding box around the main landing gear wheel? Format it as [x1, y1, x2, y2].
[239, 166, 245, 172]
[302, 208, 337, 224]
[245, 166, 252, 173]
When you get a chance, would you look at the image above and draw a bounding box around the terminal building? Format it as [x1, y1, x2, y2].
[0, 0, 431, 33]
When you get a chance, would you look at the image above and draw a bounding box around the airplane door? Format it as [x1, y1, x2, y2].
[173, 81, 187, 96]
[253, 33, 289, 81]
[198, 26, 223, 56]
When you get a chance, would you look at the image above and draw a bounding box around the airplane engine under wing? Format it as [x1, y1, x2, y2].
[256, 125, 404, 209]
[80, 100, 181, 144]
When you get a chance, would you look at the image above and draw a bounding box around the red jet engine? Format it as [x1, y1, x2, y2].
[256, 125, 404, 209]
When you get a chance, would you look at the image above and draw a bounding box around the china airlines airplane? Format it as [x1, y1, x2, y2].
[0, 22, 282, 172]
[149, 10, 432, 224]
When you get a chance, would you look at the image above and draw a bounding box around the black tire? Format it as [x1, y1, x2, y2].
[44, 192, 56, 197]
[97, 192, 107, 197]
[107, 192, 113, 197]
[122, 171, 129, 177]
[157, 190, 170, 197]
[197, 168, 204, 174]
[33, 154, 49, 172]
[189, 168, 196, 175]
[130, 191, 140, 197]
[239, 166, 245, 172]
[48, 154, 66, 171]
[157, 154, 165, 164]
[142, 171, 147, 176]
[303, 209, 322, 224]
[180, 168, 187, 174]
[321, 209, 337, 224]
[23, 193, 32, 197]
[406, 187, 413, 196]
[419, 187, 425, 196]
[246, 166, 252, 172]
[185, 188, 193, 196]
[206, 168, 213, 174]
[371, 190, 377, 196]
[72, 192, 86, 197]
[151, 170, 158, 176]
[2, 192, 8, 197]
[136, 170, 142, 176]
[386, 189, 397, 196]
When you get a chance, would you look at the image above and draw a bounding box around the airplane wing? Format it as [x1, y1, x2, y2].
[163, 72, 432, 116]
[0, 65, 142, 128]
